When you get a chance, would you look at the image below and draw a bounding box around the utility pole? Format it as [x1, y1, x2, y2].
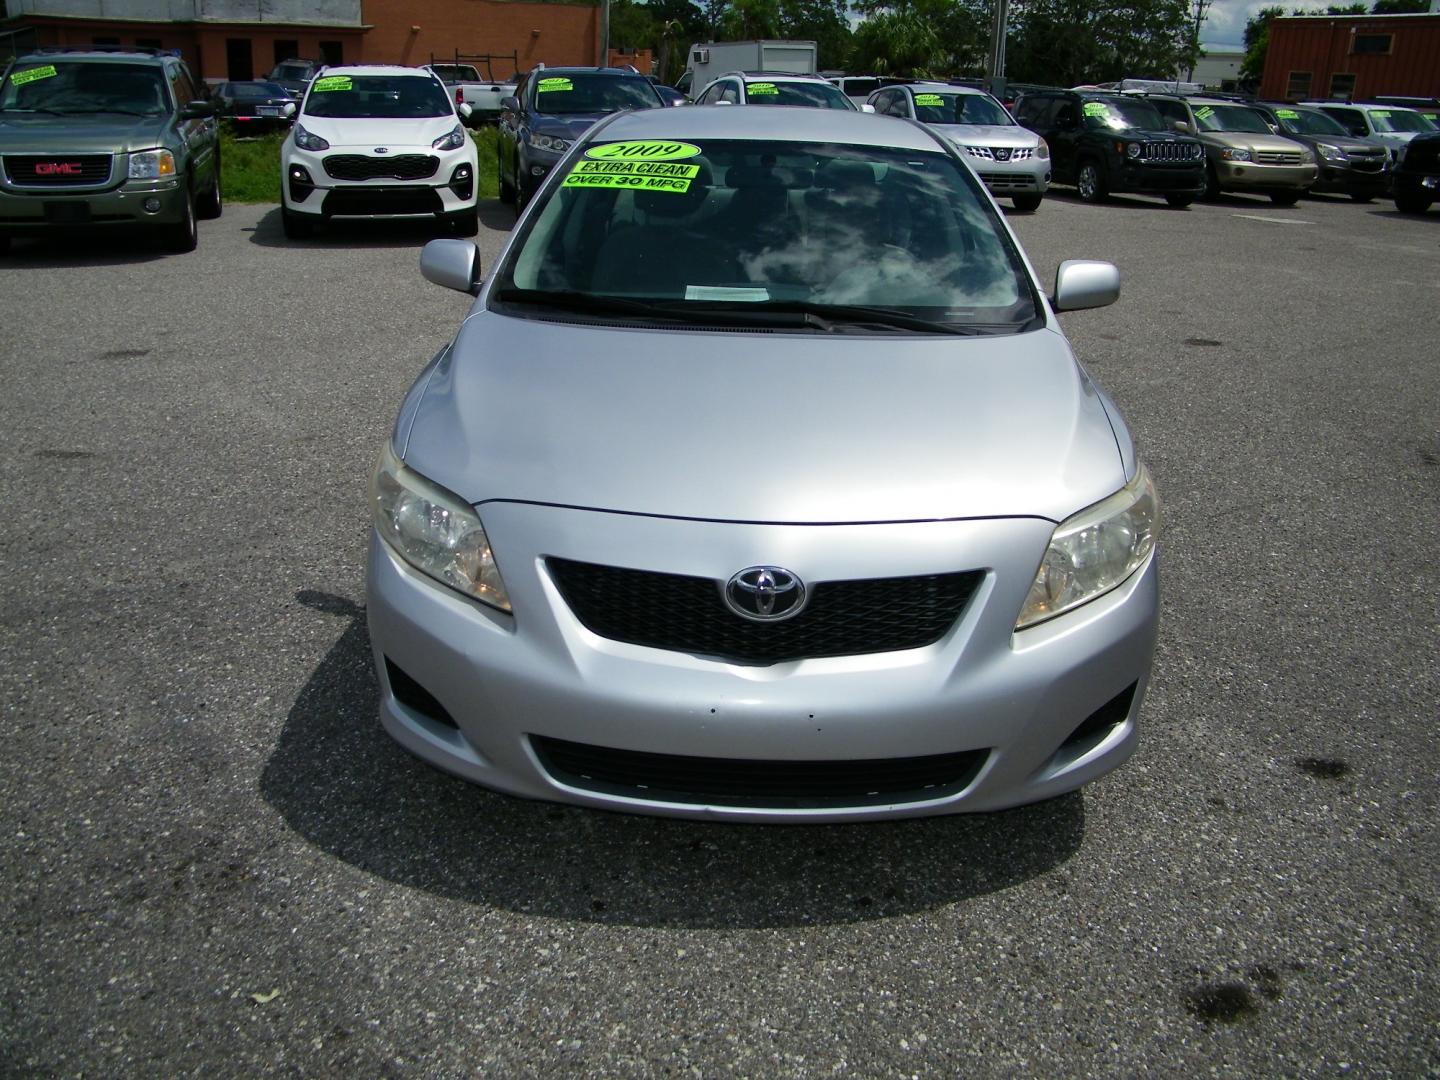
[1187, 0, 1212, 82]
[600, 0, 611, 67]
[987, 0, 1010, 95]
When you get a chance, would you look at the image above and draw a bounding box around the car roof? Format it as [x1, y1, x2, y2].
[903, 82, 991, 97]
[318, 65, 436, 78]
[17, 49, 170, 65]
[736, 72, 828, 81]
[584, 105, 944, 152]
[531, 66, 650, 77]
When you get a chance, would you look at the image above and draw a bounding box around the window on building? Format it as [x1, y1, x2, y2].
[1352, 33, 1392, 55]
[319, 41, 343, 66]
[1329, 73, 1356, 99]
[274, 40, 299, 66]
[1285, 71, 1312, 99]
[226, 38, 253, 81]
[136, 38, 162, 51]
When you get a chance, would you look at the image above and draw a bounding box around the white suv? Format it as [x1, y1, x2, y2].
[280, 65, 479, 238]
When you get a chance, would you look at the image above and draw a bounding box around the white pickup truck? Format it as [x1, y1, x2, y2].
[424, 63, 515, 126]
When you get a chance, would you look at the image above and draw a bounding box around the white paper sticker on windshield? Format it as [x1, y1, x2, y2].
[684, 286, 770, 301]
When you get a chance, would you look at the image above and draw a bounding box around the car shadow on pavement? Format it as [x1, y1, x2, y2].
[1041, 190, 1192, 211]
[479, 200, 517, 233]
[0, 231, 175, 266]
[1368, 208, 1439, 223]
[247, 206, 479, 249]
[260, 591, 1085, 930]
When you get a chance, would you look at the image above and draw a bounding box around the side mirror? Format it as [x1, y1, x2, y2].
[1172, 120, 1191, 133]
[420, 239, 482, 295]
[1052, 260, 1120, 312]
[181, 100, 215, 119]
[860, 103, 876, 114]
[501, 95, 518, 111]
[669, 97, 686, 107]
[283, 101, 297, 118]
[457, 102, 473, 120]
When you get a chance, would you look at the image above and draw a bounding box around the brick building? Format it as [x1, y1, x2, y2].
[0, 0, 610, 84]
[1259, 12, 1440, 101]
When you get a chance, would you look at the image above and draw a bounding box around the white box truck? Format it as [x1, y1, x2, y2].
[677, 40, 818, 99]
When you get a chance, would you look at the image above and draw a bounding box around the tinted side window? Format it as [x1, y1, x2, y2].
[889, 92, 912, 118]
[1151, 98, 1188, 126]
[720, 82, 739, 104]
[169, 65, 195, 108]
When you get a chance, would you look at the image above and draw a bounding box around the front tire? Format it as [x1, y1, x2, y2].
[281, 206, 314, 239]
[1394, 190, 1434, 214]
[498, 151, 516, 205]
[1011, 193, 1042, 212]
[1269, 190, 1301, 206]
[163, 185, 198, 253]
[1165, 193, 1194, 208]
[445, 208, 479, 237]
[1076, 161, 1107, 203]
[197, 153, 223, 219]
[1202, 163, 1221, 201]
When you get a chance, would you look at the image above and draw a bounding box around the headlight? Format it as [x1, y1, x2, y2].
[1298, 148, 1315, 164]
[1016, 463, 1158, 630]
[127, 149, 175, 179]
[1126, 142, 1142, 159]
[1220, 148, 1252, 161]
[293, 124, 329, 151]
[432, 124, 466, 151]
[1316, 143, 1347, 162]
[1036, 139, 1050, 160]
[371, 442, 511, 612]
[528, 132, 572, 154]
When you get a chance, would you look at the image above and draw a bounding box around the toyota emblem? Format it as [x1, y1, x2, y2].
[724, 566, 806, 622]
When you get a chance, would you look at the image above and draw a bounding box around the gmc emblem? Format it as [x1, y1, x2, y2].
[35, 162, 84, 176]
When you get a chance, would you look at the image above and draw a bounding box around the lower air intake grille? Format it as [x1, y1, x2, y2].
[548, 559, 983, 666]
[532, 736, 989, 809]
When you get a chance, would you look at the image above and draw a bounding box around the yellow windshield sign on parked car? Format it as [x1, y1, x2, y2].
[585, 140, 702, 162]
[312, 76, 352, 92]
[565, 157, 698, 192]
[915, 94, 945, 106]
[747, 83, 779, 95]
[538, 77, 574, 93]
[11, 65, 57, 86]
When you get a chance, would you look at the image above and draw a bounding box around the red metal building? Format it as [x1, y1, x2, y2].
[1259, 13, 1440, 101]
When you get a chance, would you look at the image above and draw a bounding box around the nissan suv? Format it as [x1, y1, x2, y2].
[0, 47, 220, 253]
[1147, 95, 1316, 204]
[1013, 90, 1204, 207]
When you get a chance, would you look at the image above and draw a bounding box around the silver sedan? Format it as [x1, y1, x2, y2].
[366, 106, 1159, 822]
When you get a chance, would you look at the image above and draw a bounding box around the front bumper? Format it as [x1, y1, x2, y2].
[366, 503, 1160, 822]
[961, 153, 1050, 195]
[1214, 160, 1318, 192]
[1112, 161, 1206, 195]
[282, 142, 478, 218]
[1312, 159, 1389, 195]
[0, 175, 188, 230]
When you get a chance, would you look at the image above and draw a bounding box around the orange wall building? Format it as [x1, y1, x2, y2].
[1, 1, 608, 84]
[1260, 13, 1440, 101]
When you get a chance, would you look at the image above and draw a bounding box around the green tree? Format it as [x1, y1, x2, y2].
[849, 11, 945, 76]
[719, 0, 782, 38]
[1370, 0, 1427, 11]
[1239, 5, 1283, 84]
[849, 0, 988, 77]
[1007, 0, 1199, 86]
[778, 0, 854, 70]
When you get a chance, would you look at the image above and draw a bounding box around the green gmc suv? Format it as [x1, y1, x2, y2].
[0, 48, 220, 253]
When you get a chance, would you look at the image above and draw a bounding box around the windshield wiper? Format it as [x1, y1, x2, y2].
[0, 107, 68, 116]
[730, 300, 994, 335]
[496, 289, 837, 330]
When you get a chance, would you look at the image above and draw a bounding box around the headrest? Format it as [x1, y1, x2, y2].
[815, 159, 879, 191]
[725, 164, 814, 190]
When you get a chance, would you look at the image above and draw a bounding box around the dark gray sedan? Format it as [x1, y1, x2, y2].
[366, 107, 1160, 821]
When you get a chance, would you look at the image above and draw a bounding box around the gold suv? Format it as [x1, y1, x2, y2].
[1149, 95, 1317, 205]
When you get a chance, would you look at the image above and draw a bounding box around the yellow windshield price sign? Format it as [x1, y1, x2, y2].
[1083, 101, 1108, 117]
[747, 82, 779, 95]
[585, 140, 702, 162]
[313, 76, 352, 92]
[538, 77, 574, 92]
[1276, 108, 1299, 119]
[565, 158, 699, 193]
[1194, 105, 1215, 120]
[12, 65, 57, 87]
[914, 93, 945, 106]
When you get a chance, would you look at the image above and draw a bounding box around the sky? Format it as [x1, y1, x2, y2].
[1200, 0, 1371, 49]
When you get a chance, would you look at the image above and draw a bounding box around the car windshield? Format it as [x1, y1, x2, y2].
[493, 138, 1038, 333]
[1082, 98, 1165, 132]
[532, 74, 660, 115]
[0, 61, 170, 115]
[744, 81, 854, 109]
[271, 63, 314, 81]
[303, 74, 453, 118]
[1193, 104, 1272, 134]
[912, 91, 1012, 126]
[230, 82, 290, 99]
[1368, 108, 1436, 133]
[1273, 107, 1347, 136]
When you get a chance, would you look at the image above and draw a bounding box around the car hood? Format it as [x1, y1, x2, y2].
[0, 113, 170, 153]
[402, 315, 1126, 524]
[931, 124, 1039, 148]
[529, 114, 608, 140]
[1201, 131, 1306, 153]
[295, 114, 459, 148]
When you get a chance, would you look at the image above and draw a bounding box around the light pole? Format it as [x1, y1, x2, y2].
[987, 0, 1010, 92]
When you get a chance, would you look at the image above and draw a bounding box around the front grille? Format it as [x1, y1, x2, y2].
[323, 154, 438, 181]
[3, 154, 112, 187]
[532, 736, 989, 809]
[1255, 150, 1302, 165]
[1403, 140, 1440, 171]
[964, 145, 994, 160]
[321, 185, 444, 216]
[978, 172, 1030, 187]
[548, 558, 983, 666]
[1141, 141, 1197, 162]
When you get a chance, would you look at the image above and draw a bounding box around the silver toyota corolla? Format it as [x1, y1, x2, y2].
[366, 106, 1159, 822]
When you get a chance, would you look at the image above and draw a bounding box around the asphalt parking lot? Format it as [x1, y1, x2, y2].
[1, 188, 1436, 1075]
